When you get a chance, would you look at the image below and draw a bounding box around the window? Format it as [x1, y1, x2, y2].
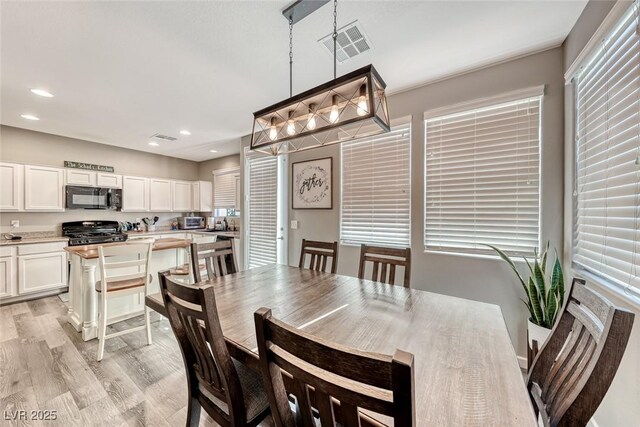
[424, 93, 542, 256]
[246, 155, 278, 269]
[213, 169, 239, 209]
[340, 123, 411, 247]
[573, 4, 640, 298]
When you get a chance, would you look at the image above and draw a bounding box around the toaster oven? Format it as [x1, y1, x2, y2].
[178, 216, 205, 230]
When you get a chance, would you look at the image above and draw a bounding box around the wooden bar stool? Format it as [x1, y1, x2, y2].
[96, 240, 153, 361]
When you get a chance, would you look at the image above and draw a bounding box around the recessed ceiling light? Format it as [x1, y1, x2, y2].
[148, 142, 159, 146]
[20, 114, 39, 121]
[180, 130, 191, 135]
[30, 88, 54, 98]
[209, 149, 218, 153]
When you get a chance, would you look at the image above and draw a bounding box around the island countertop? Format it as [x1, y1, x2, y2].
[64, 237, 191, 259]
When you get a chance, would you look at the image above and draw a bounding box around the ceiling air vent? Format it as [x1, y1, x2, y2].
[150, 133, 177, 142]
[319, 20, 372, 63]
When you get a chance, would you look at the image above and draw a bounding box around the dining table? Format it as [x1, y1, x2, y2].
[146, 264, 536, 426]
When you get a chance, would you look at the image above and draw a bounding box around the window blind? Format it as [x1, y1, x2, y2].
[574, 4, 640, 298]
[425, 96, 541, 255]
[340, 124, 411, 247]
[247, 155, 278, 269]
[213, 170, 239, 209]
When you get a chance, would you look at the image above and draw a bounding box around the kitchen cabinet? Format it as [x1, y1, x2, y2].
[97, 173, 122, 188]
[17, 242, 67, 295]
[0, 162, 24, 211]
[149, 178, 173, 212]
[24, 165, 65, 211]
[192, 180, 212, 212]
[122, 176, 149, 212]
[172, 181, 192, 212]
[66, 169, 96, 186]
[0, 247, 17, 299]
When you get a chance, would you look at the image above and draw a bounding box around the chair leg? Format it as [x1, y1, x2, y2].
[186, 396, 201, 427]
[96, 294, 107, 361]
[145, 305, 153, 345]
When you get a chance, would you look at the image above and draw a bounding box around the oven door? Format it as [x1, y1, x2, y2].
[66, 186, 111, 209]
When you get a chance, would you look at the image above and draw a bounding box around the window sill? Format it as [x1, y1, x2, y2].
[423, 248, 534, 264]
[573, 269, 640, 311]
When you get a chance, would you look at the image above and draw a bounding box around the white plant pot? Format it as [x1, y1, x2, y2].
[528, 319, 552, 348]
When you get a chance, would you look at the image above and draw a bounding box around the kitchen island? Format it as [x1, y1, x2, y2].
[65, 237, 191, 341]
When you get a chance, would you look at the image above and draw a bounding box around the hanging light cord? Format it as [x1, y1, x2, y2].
[333, 0, 338, 79]
[289, 18, 293, 97]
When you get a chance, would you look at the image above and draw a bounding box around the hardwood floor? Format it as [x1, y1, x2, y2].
[0, 296, 262, 427]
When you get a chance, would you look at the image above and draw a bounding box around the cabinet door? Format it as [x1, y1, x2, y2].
[24, 165, 65, 211]
[191, 182, 200, 211]
[96, 173, 122, 188]
[172, 181, 192, 212]
[0, 256, 17, 299]
[66, 169, 96, 186]
[149, 179, 172, 212]
[18, 252, 67, 294]
[122, 176, 149, 212]
[199, 181, 213, 212]
[0, 162, 23, 211]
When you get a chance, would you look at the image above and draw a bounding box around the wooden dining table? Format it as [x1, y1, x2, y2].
[146, 264, 536, 426]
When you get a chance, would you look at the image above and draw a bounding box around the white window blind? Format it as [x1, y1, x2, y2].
[425, 96, 542, 255]
[573, 4, 640, 298]
[340, 123, 411, 247]
[213, 170, 239, 209]
[247, 155, 278, 269]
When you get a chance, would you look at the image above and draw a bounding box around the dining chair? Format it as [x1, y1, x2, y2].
[254, 307, 415, 426]
[298, 239, 339, 274]
[169, 234, 218, 277]
[190, 240, 239, 282]
[358, 244, 412, 287]
[526, 278, 635, 427]
[158, 271, 270, 427]
[96, 240, 154, 361]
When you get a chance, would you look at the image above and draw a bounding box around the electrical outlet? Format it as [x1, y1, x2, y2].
[10, 220, 19, 228]
[290, 220, 299, 230]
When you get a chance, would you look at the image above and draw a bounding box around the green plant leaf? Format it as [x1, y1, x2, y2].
[553, 254, 565, 305]
[486, 245, 528, 294]
[541, 241, 550, 273]
[545, 292, 557, 328]
[533, 256, 547, 315]
[528, 277, 544, 325]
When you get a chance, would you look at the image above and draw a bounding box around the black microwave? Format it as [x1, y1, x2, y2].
[65, 186, 122, 210]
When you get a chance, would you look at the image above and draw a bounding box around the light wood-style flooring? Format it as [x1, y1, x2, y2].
[0, 296, 248, 427]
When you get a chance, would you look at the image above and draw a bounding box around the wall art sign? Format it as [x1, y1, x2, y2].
[64, 161, 114, 173]
[292, 157, 332, 209]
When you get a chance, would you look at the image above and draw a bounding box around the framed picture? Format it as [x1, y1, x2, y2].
[292, 157, 333, 209]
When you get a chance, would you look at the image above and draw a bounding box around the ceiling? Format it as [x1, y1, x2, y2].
[1, 1, 587, 162]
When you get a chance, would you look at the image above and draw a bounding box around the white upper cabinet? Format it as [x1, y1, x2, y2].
[96, 173, 122, 188]
[0, 162, 24, 211]
[24, 165, 65, 211]
[66, 169, 96, 187]
[149, 178, 173, 212]
[122, 176, 149, 212]
[192, 181, 212, 212]
[172, 181, 192, 212]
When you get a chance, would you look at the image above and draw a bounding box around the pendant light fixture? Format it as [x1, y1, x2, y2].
[250, 0, 390, 155]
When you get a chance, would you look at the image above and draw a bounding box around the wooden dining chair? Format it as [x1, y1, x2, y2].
[170, 234, 218, 277]
[526, 278, 634, 427]
[254, 307, 415, 427]
[190, 240, 239, 282]
[158, 271, 270, 427]
[358, 244, 412, 287]
[298, 239, 339, 274]
[96, 240, 153, 361]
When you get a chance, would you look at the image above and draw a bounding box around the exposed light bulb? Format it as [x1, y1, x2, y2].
[356, 84, 368, 116]
[329, 95, 340, 124]
[269, 117, 278, 141]
[286, 111, 296, 136]
[307, 104, 316, 130]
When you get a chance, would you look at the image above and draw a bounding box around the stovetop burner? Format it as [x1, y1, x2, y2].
[63, 220, 128, 246]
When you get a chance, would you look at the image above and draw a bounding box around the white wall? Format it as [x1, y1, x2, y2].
[286, 47, 565, 359]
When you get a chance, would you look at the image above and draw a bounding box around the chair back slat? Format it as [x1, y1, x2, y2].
[527, 278, 635, 427]
[254, 307, 415, 427]
[358, 244, 411, 287]
[191, 240, 239, 282]
[98, 241, 152, 286]
[299, 239, 339, 274]
[158, 271, 247, 425]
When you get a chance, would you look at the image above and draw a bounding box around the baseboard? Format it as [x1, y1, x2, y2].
[0, 287, 68, 305]
[517, 355, 528, 370]
[587, 418, 600, 427]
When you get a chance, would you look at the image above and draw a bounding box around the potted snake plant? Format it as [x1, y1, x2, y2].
[488, 242, 565, 348]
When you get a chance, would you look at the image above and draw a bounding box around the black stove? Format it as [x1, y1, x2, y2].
[62, 220, 128, 246]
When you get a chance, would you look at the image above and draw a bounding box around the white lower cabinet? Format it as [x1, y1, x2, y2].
[17, 243, 67, 295]
[0, 247, 17, 299]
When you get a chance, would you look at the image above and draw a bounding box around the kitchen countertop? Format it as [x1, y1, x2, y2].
[64, 238, 191, 259]
[0, 235, 69, 246]
[126, 229, 241, 239]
